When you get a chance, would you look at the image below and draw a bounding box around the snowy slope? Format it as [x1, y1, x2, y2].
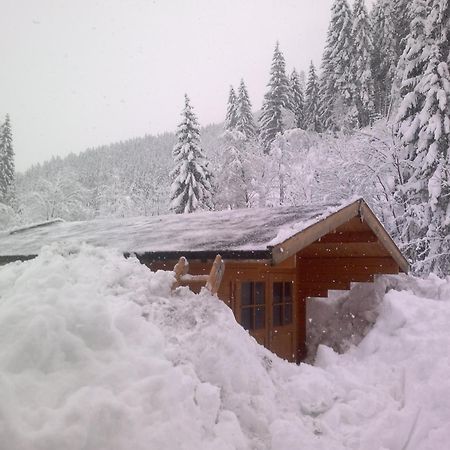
[0, 244, 449, 450]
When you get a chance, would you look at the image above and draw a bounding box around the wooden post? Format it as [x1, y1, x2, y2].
[205, 255, 225, 295]
[173, 256, 189, 288]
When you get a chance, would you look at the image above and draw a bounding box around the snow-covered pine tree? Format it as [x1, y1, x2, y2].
[298, 70, 306, 93]
[304, 62, 321, 132]
[391, 1, 428, 117]
[395, 0, 450, 274]
[170, 95, 213, 214]
[0, 114, 15, 204]
[214, 130, 261, 209]
[393, 0, 430, 245]
[352, 0, 375, 127]
[395, 0, 430, 150]
[391, 0, 412, 61]
[259, 42, 291, 153]
[371, 0, 410, 118]
[235, 79, 257, 140]
[289, 69, 305, 129]
[225, 86, 238, 131]
[319, 0, 357, 131]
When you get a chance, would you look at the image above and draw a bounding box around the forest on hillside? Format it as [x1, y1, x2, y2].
[1, 0, 449, 276]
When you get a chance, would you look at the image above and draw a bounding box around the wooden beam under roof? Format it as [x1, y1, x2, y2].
[299, 271, 375, 284]
[298, 256, 399, 274]
[317, 231, 377, 243]
[297, 242, 388, 258]
[299, 280, 351, 292]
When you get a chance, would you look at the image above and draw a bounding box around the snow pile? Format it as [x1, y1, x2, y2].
[0, 244, 297, 450]
[0, 245, 450, 449]
[306, 280, 387, 361]
[306, 275, 411, 360]
[313, 277, 450, 449]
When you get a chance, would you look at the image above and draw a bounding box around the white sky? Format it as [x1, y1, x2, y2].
[0, 0, 374, 172]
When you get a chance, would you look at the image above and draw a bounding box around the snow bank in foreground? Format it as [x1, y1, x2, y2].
[0, 245, 449, 450]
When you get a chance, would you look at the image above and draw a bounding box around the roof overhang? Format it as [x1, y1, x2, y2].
[132, 250, 271, 263]
[0, 254, 37, 265]
[270, 199, 409, 273]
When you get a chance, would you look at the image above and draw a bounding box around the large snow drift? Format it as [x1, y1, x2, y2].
[0, 245, 449, 450]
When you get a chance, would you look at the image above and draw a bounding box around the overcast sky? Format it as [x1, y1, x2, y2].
[1, 0, 374, 172]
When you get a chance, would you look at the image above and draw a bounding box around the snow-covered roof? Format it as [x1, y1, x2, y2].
[0, 200, 359, 259]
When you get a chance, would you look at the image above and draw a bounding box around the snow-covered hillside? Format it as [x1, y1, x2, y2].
[0, 245, 449, 450]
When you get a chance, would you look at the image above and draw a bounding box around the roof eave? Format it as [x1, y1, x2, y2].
[0, 254, 38, 265]
[133, 249, 272, 263]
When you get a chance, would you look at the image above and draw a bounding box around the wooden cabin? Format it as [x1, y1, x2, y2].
[0, 198, 408, 363]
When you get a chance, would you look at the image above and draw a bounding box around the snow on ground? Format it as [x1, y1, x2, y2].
[0, 244, 449, 450]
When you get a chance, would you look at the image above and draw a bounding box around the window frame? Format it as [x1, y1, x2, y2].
[239, 281, 266, 331]
[271, 281, 294, 327]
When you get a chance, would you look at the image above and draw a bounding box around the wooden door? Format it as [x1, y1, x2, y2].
[268, 274, 296, 362]
[235, 274, 297, 362]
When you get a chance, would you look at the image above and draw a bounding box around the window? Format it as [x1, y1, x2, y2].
[240, 282, 265, 331]
[272, 281, 293, 326]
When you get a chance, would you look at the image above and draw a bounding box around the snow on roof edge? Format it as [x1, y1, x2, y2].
[268, 196, 363, 248]
[8, 218, 65, 235]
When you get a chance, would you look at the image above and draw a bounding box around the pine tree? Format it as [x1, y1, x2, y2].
[304, 62, 321, 132]
[0, 114, 15, 204]
[225, 85, 238, 131]
[235, 79, 257, 140]
[391, 0, 412, 61]
[298, 70, 306, 93]
[289, 69, 305, 129]
[393, 0, 430, 264]
[395, 0, 450, 274]
[319, 0, 356, 131]
[395, 0, 430, 149]
[170, 95, 213, 214]
[371, 0, 411, 117]
[371, 1, 395, 117]
[352, 0, 375, 127]
[259, 42, 291, 152]
[215, 130, 260, 209]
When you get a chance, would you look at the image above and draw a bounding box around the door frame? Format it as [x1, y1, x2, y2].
[268, 273, 297, 362]
[234, 269, 297, 362]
